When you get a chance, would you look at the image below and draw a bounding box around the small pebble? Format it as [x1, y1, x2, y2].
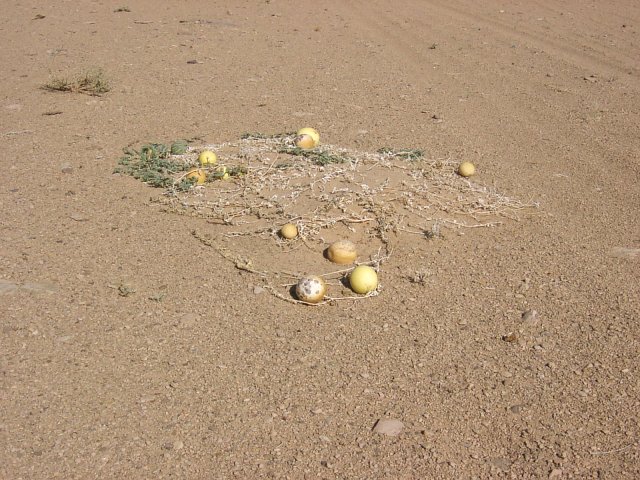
[549, 468, 563, 479]
[61, 163, 74, 174]
[253, 285, 265, 295]
[372, 418, 404, 436]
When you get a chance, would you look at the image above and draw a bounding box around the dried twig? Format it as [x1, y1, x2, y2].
[591, 440, 638, 456]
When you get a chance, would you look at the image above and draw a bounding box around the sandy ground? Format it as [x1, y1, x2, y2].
[1, 1, 639, 478]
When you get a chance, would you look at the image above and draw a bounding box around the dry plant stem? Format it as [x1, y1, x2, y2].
[192, 229, 268, 276]
[590, 440, 638, 456]
[159, 136, 536, 305]
[193, 226, 390, 305]
[264, 285, 379, 306]
[158, 135, 535, 233]
[3, 130, 34, 136]
[439, 219, 503, 228]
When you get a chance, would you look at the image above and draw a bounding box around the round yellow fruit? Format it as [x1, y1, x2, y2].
[186, 168, 207, 185]
[280, 223, 298, 239]
[213, 165, 228, 180]
[349, 265, 378, 294]
[296, 127, 320, 146]
[295, 134, 316, 150]
[295, 275, 326, 303]
[327, 240, 357, 265]
[198, 150, 218, 166]
[458, 161, 476, 177]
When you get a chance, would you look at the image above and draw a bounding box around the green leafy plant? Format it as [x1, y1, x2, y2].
[170, 140, 189, 155]
[115, 139, 246, 191]
[115, 141, 193, 190]
[279, 146, 349, 166]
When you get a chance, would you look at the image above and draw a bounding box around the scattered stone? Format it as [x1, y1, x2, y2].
[372, 418, 404, 436]
[61, 163, 74, 174]
[521, 309, 539, 324]
[173, 440, 184, 451]
[549, 468, 563, 479]
[509, 404, 524, 414]
[253, 285, 265, 295]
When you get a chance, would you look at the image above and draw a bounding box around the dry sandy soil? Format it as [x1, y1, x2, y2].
[1, 1, 639, 478]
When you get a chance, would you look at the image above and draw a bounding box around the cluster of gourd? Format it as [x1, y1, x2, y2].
[281, 226, 379, 304]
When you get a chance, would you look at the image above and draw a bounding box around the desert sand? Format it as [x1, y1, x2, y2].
[1, 1, 639, 478]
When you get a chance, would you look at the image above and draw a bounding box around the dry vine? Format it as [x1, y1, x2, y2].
[125, 133, 537, 304]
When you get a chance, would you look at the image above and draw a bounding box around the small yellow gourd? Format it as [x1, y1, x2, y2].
[186, 168, 207, 185]
[280, 223, 298, 239]
[296, 127, 320, 146]
[327, 240, 357, 265]
[198, 150, 218, 166]
[295, 134, 316, 149]
[349, 266, 378, 294]
[457, 161, 475, 177]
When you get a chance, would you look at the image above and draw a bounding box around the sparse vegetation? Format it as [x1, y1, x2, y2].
[115, 141, 195, 190]
[241, 132, 294, 140]
[377, 147, 424, 161]
[117, 133, 537, 305]
[279, 146, 349, 166]
[43, 69, 110, 96]
[115, 140, 246, 191]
